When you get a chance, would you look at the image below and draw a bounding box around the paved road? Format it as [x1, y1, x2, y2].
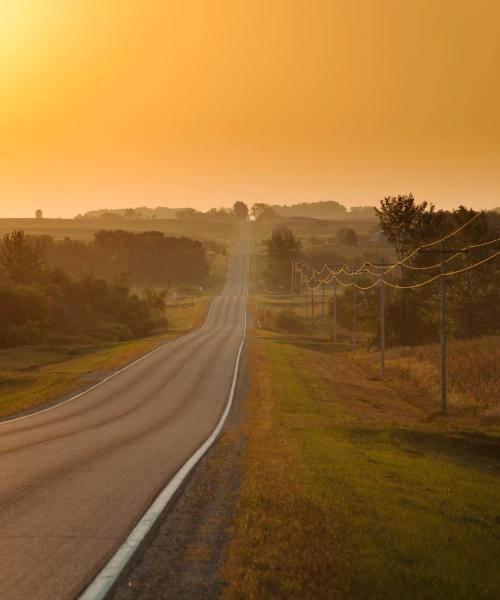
[0, 227, 249, 600]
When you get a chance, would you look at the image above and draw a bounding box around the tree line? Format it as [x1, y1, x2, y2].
[43, 229, 209, 285]
[262, 195, 500, 345]
[0, 229, 212, 348]
[76, 201, 376, 223]
[252, 201, 375, 220]
[77, 201, 250, 222]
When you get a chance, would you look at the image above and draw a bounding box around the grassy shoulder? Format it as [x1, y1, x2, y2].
[222, 335, 500, 598]
[0, 273, 224, 419]
[252, 290, 500, 425]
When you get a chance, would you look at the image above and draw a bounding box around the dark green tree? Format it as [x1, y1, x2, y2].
[251, 203, 276, 220]
[336, 228, 358, 246]
[262, 229, 302, 291]
[375, 194, 445, 261]
[0, 231, 46, 285]
[233, 201, 249, 220]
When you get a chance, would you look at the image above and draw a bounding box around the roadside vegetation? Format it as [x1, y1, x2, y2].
[0, 289, 217, 418]
[0, 227, 227, 348]
[223, 338, 500, 598]
[0, 226, 229, 418]
[223, 196, 500, 597]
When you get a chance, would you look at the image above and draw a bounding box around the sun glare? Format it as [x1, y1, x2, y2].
[0, 3, 37, 58]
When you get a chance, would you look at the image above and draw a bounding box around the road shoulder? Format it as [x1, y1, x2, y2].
[108, 344, 250, 599]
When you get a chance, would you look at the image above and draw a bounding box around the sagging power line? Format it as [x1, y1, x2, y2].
[291, 216, 500, 416]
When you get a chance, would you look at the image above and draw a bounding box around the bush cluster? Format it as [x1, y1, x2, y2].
[0, 231, 174, 348]
[0, 271, 165, 348]
[273, 310, 307, 333]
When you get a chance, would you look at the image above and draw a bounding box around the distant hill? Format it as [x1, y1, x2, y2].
[269, 201, 376, 220]
[76, 206, 186, 220]
[78, 202, 377, 221]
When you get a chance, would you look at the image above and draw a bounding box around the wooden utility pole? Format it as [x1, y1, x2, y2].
[352, 286, 357, 352]
[326, 265, 345, 346]
[370, 259, 394, 378]
[332, 279, 337, 343]
[380, 259, 385, 376]
[419, 245, 468, 415]
[439, 246, 446, 415]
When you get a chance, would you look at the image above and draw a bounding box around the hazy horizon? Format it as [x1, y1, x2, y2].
[1, 195, 499, 220]
[1, 1, 499, 218]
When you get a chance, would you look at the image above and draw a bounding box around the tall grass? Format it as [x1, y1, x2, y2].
[367, 336, 500, 416]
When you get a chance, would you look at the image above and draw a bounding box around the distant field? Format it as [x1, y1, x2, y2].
[253, 215, 378, 241]
[0, 217, 238, 241]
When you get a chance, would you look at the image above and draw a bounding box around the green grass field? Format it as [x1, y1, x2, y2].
[222, 337, 500, 599]
[223, 244, 500, 598]
[252, 288, 500, 425]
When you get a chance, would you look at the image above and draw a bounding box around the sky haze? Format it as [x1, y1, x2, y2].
[1, 0, 499, 217]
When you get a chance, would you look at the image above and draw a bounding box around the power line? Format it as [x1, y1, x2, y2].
[302, 249, 500, 291]
[295, 213, 486, 282]
[292, 238, 499, 416]
[294, 247, 499, 291]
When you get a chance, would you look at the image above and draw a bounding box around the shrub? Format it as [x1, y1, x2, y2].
[336, 228, 358, 246]
[91, 321, 135, 342]
[0, 284, 49, 326]
[0, 321, 44, 348]
[274, 310, 306, 333]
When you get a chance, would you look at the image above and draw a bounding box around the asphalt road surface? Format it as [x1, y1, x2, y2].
[0, 226, 249, 600]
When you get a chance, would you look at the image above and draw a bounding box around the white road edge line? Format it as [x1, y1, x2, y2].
[78, 291, 247, 600]
[0, 297, 218, 427]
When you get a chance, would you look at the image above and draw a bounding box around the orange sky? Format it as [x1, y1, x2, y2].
[0, 0, 499, 217]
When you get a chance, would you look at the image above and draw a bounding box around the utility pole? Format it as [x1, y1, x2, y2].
[419, 245, 468, 415]
[326, 265, 345, 345]
[311, 288, 314, 318]
[321, 283, 325, 317]
[303, 278, 307, 317]
[291, 263, 294, 296]
[380, 259, 385, 377]
[352, 286, 357, 352]
[332, 278, 337, 344]
[439, 245, 446, 415]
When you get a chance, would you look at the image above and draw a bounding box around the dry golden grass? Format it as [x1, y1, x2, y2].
[251, 287, 500, 427]
[352, 336, 500, 427]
